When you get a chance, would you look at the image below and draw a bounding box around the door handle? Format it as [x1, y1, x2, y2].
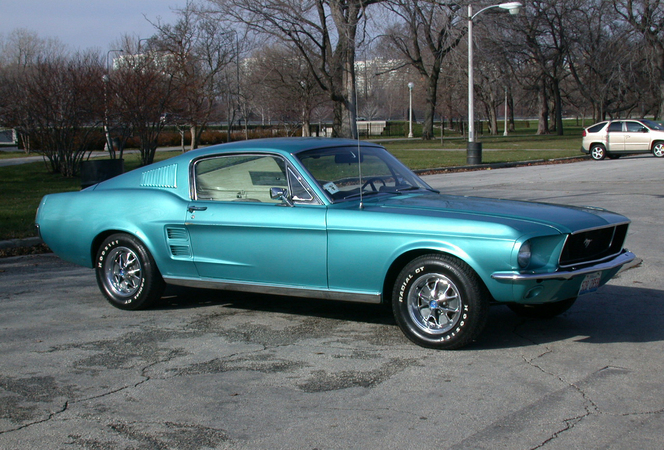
[187, 205, 208, 213]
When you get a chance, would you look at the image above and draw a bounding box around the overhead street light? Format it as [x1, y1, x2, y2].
[467, 2, 522, 164]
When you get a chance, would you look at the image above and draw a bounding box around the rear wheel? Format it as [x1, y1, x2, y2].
[392, 254, 489, 349]
[507, 297, 577, 319]
[652, 141, 664, 157]
[590, 144, 606, 160]
[95, 233, 165, 310]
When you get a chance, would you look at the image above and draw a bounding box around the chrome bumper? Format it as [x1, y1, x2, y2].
[491, 251, 636, 281]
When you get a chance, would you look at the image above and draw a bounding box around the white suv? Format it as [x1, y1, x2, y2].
[581, 119, 664, 160]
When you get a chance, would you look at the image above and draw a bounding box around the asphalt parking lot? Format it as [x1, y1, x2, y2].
[1, 156, 662, 449]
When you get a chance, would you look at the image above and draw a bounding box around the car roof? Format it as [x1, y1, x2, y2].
[185, 137, 383, 159]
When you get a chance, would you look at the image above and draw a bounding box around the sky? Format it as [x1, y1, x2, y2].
[3, 0, 190, 51]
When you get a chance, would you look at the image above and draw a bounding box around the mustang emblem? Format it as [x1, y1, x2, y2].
[584, 238, 593, 248]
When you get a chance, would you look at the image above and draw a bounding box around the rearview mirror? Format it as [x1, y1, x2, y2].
[335, 151, 364, 164]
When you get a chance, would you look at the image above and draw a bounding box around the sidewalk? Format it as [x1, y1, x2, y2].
[0, 147, 185, 167]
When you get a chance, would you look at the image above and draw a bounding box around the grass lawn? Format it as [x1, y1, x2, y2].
[0, 151, 181, 240]
[0, 130, 586, 241]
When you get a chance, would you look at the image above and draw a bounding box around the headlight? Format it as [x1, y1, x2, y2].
[518, 241, 532, 268]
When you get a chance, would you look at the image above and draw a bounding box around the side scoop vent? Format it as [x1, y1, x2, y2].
[165, 226, 191, 259]
[141, 164, 177, 188]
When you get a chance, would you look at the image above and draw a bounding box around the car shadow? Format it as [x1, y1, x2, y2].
[156, 284, 664, 350]
[472, 284, 664, 350]
[157, 284, 396, 326]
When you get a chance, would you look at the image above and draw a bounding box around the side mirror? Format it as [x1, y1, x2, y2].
[270, 187, 293, 207]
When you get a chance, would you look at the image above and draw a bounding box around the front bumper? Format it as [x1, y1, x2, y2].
[491, 251, 636, 281]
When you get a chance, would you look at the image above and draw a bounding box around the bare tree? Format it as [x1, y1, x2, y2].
[150, 2, 237, 149]
[0, 28, 66, 68]
[248, 44, 329, 136]
[613, 0, 664, 119]
[206, 0, 385, 138]
[381, 0, 464, 139]
[1, 52, 105, 176]
[499, 0, 583, 135]
[110, 36, 178, 166]
[565, 2, 643, 121]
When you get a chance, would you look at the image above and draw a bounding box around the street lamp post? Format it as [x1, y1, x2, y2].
[467, 2, 522, 164]
[103, 49, 123, 158]
[504, 87, 509, 136]
[408, 82, 414, 138]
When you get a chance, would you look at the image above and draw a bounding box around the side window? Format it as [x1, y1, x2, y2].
[625, 121, 646, 132]
[608, 122, 623, 132]
[195, 155, 287, 203]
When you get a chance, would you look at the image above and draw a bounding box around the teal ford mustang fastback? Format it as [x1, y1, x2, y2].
[36, 138, 635, 349]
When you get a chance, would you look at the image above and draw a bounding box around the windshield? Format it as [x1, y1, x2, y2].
[296, 145, 434, 202]
[641, 119, 664, 131]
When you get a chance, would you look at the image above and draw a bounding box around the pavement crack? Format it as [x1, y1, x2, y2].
[0, 401, 68, 435]
[521, 355, 605, 449]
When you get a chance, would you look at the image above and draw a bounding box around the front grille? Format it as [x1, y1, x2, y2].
[559, 223, 628, 269]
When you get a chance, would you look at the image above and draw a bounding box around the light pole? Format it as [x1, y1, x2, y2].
[467, 2, 521, 164]
[408, 82, 414, 138]
[504, 87, 509, 136]
[103, 49, 123, 158]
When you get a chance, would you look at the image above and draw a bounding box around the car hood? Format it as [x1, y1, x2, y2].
[362, 192, 628, 234]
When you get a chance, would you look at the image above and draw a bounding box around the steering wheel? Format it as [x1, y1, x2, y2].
[361, 177, 386, 192]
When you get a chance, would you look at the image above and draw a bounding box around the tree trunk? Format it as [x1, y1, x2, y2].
[422, 74, 439, 140]
[536, 79, 550, 135]
[552, 78, 564, 135]
[190, 125, 198, 151]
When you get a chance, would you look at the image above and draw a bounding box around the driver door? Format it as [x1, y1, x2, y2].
[185, 153, 328, 289]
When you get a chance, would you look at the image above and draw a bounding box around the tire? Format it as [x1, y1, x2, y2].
[95, 233, 165, 310]
[507, 297, 577, 319]
[392, 254, 489, 350]
[652, 141, 664, 157]
[590, 144, 606, 160]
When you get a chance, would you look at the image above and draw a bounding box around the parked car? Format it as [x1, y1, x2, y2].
[36, 138, 635, 349]
[582, 119, 664, 160]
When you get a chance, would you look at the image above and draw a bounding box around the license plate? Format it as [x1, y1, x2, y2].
[579, 272, 602, 296]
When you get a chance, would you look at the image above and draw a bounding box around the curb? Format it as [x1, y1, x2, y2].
[0, 236, 43, 251]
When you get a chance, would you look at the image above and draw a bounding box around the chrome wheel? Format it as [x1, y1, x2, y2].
[104, 246, 142, 298]
[96, 234, 164, 310]
[392, 254, 489, 349]
[407, 274, 462, 335]
[653, 142, 664, 157]
[590, 145, 606, 160]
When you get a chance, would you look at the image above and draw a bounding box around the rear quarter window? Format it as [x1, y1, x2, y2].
[587, 122, 607, 133]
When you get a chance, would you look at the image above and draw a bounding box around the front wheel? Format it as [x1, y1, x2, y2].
[590, 144, 606, 160]
[507, 297, 577, 319]
[392, 254, 489, 349]
[652, 141, 664, 157]
[95, 233, 165, 310]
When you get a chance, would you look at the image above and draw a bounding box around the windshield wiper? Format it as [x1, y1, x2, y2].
[394, 186, 421, 193]
[342, 190, 382, 200]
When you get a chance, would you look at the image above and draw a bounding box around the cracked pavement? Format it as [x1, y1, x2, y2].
[1, 156, 662, 449]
